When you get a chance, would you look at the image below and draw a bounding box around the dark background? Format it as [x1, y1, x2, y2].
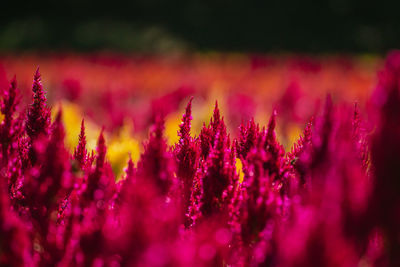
[1, 0, 399, 53]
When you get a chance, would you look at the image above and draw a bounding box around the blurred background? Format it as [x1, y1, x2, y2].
[1, 0, 399, 53]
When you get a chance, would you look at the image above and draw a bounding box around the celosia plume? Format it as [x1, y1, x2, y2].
[174, 98, 199, 225]
[26, 68, 51, 141]
[74, 119, 89, 169]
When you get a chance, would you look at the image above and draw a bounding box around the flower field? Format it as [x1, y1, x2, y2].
[0, 52, 399, 266]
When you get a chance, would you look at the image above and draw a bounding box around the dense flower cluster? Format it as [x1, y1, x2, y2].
[0, 52, 399, 267]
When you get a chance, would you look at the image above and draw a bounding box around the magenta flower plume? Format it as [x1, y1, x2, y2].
[82, 129, 115, 208]
[199, 101, 227, 159]
[178, 97, 193, 141]
[137, 116, 175, 195]
[237, 118, 260, 160]
[26, 67, 51, 141]
[74, 119, 89, 169]
[210, 100, 221, 131]
[174, 98, 199, 224]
